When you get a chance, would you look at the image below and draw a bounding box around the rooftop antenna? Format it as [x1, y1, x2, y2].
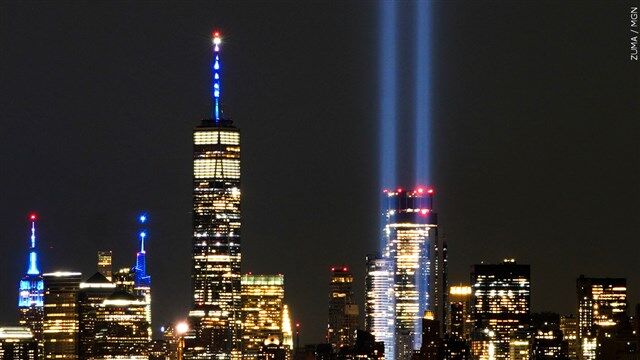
[27, 213, 40, 275]
[212, 31, 223, 123]
[135, 213, 150, 287]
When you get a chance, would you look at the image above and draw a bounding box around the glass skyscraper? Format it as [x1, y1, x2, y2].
[366, 187, 443, 360]
[365, 254, 393, 358]
[188, 31, 242, 360]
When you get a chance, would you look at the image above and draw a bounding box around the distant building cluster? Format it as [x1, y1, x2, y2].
[4, 29, 639, 360]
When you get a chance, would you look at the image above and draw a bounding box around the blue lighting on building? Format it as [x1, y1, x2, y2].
[28, 252, 39, 275]
[134, 214, 151, 287]
[18, 215, 44, 308]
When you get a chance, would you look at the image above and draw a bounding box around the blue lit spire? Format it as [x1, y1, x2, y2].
[27, 214, 40, 275]
[212, 31, 222, 123]
[134, 213, 151, 287]
[19, 213, 44, 308]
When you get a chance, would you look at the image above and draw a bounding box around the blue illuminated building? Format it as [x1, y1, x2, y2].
[134, 214, 151, 287]
[18, 213, 44, 342]
[132, 213, 152, 339]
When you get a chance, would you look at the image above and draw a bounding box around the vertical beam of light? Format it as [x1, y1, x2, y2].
[378, 3, 398, 360]
[379, 1, 398, 193]
[414, 1, 432, 353]
[379, 0, 398, 254]
[414, 0, 431, 185]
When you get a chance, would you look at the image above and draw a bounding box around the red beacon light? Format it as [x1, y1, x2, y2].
[427, 188, 434, 195]
[343, 267, 348, 272]
[417, 187, 424, 194]
[397, 188, 403, 193]
[29, 213, 37, 221]
[420, 209, 430, 216]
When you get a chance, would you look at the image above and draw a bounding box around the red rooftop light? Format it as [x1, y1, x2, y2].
[427, 188, 434, 194]
[29, 213, 37, 221]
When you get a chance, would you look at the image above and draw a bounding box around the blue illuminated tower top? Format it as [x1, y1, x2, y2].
[26, 214, 40, 275]
[212, 31, 222, 123]
[134, 213, 151, 287]
[18, 213, 44, 308]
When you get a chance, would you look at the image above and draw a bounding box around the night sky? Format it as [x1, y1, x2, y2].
[1, 1, 638, 344]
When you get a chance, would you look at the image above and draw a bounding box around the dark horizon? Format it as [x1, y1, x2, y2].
[1, 1, 638, 345]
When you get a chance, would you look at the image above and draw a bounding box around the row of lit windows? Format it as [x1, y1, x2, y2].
[194, 131, 240, 145]
[194, 159, 241, 179]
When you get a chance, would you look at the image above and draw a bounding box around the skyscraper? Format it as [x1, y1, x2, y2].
[78, 272, 117, 359]
[282, 305, 293, 352]
[382, 187, 441, 360]
[133, 214, 152, 340]
[97, 251, 113, 281]
[113, 267, 135, 293]
[559, 315, 578, 360]
[418, 311, 443, 360]
[18, 214, 44, 345]
[470, 259, 530, 360]
[240, 275, 285, 360]
[365, 254, 393, 359]
[93, 290, 150, 360]
[448, 286, 472, 341]
[42, 272, 82, 360]
[326, 266, 358, 350]
[576, 276, 627, 360]
[0, 327, 38, 360]
[189, 31, 242, 360]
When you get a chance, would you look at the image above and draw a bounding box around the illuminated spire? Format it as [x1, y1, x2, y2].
[18, 212, 44, 310]
[139, 214, 147, 253]
[27, 214, 40, 275]
[212, 31, 222, 122]
[134, 213, 150, 287]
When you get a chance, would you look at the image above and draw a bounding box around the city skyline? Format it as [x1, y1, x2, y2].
[0, 0, 638, 347]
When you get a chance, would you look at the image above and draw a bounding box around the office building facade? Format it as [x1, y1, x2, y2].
[470, 259, 530, 360]
[327, 266, 358, 350]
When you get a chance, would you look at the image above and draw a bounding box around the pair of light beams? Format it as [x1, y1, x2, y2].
[379, 0, 432, 189]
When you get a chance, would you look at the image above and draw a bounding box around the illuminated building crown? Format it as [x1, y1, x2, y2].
[18, 213, 44, 308]
[134, 214, 151, 287]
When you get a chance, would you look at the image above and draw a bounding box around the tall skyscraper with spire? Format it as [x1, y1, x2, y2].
[18, 213, 44, 344]
[133, 213, 152, 340]
[188, 30, 242, 360]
